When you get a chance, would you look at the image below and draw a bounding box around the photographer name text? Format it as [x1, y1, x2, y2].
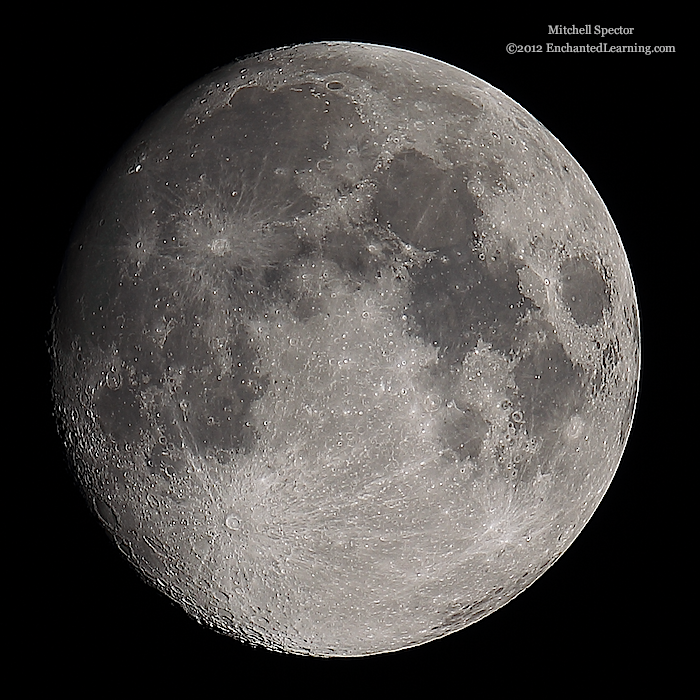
[548, 25, 634, 37]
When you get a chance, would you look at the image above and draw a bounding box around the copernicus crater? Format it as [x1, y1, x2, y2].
[51, 42, 640, 657]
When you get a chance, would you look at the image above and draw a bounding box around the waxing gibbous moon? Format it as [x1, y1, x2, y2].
[51, 42, 640, 656]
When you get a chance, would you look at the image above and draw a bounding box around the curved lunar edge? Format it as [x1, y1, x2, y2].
[51, 42, 640, 657]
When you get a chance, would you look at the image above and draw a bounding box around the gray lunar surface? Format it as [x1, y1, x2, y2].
[51, 42, 640, 656]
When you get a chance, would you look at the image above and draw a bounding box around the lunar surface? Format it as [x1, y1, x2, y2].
[51, 42, 640, 656]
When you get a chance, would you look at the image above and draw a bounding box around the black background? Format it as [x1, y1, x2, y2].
[25, 10, 682, 693]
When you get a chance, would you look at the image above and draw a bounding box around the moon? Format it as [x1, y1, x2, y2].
[50, 41, 640, 657]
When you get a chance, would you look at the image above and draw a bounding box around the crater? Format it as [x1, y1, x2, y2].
[560, 256, 610, 326]
[94, 382, 141, 447]
[320, 223, 387, 280]
[407, 246, 530, 364]
[219, 82, 377, 195]
[513, 320, 584, 435]
[173, 346, 267, 455]
[374, 149, 480, 251]
[440, 402, 488, 460]
[94, 498, 118, 529]
[145, 446, 181, 478]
